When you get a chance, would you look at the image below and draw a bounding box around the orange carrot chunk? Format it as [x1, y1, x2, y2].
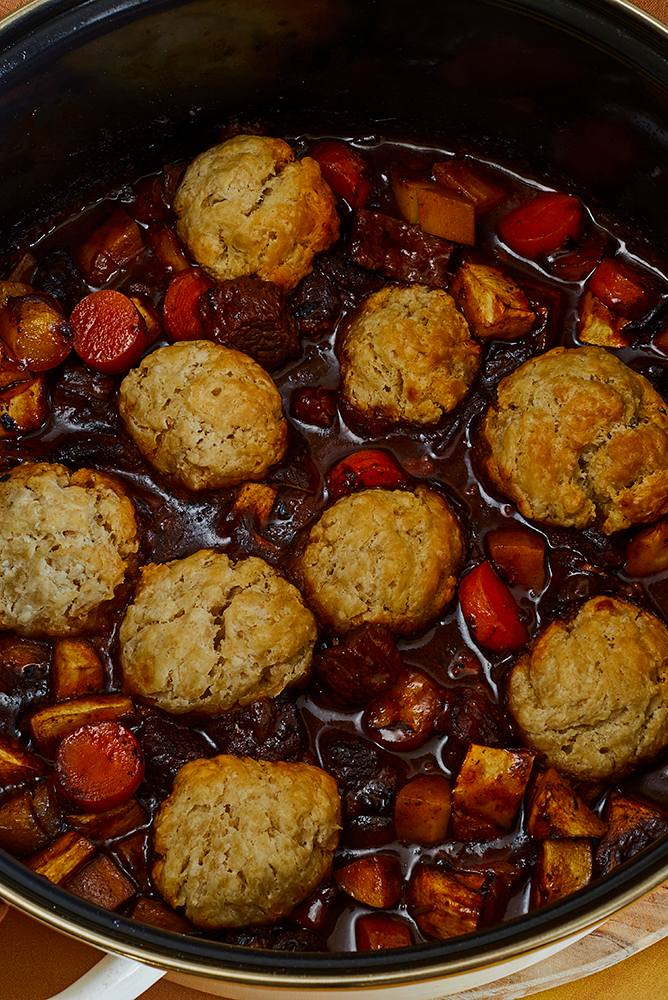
[498, 192, 583, 257]
[309, 140, 373, 209]
[70, 289, 148, 374]
[162, 267, 214, 340]
[458, 560, 529, 653]
[54, 721, 144, 813]
[329, 449, 407, 499]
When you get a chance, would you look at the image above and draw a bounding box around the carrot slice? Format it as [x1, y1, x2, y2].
[162, 267, 213, 340]
[70, 289, 148, 374]
[54, 721, 144, 812]
[587, 257, 653, 318]
[458, 560, 529, 653]
[329, 449, 407, 499]
[309, 140, 372, 209]
[498, 192, 583, 257]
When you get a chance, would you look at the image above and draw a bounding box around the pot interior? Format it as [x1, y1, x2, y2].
[2, 0, 668, 988]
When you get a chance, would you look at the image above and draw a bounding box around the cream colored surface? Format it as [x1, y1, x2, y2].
[482, 346, 668, 533]
[174, 135, 339, 290]
[294, 486, 464, 634]
[120, 548, 317, 713]
[508, 595, 668, 780]
[119, 341, 288, 490]
[0, 462, 138, 636]
[340, 284, 480, 425]
[152, 755, 341, 927]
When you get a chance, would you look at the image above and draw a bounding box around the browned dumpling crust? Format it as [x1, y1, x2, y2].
[293, 486, 464, 634]
[152, 755, 341, 928]
[0, 462, 138, 637]
[339, 284, 480, 426]
[119, 548, 318, 714]
[118, 340, 288, 490]
[174, 134, 340, 291]
[481, 345, 668, 534]
[507, 595, 668, 780]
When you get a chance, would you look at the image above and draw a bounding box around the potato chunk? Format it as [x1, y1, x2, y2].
[26, 829, 96, 883]
[596, 791, 668, 874]
[52, 638, 105, 701]
[450, 262, 535, 340]
[29, 693, 135, 756]
[392, 176, 476, 244]
[394, 774, 451, 844]
[0, 735, 44, 784]
[533, 839, 593, 907]
[407, 865, 490, 938]
[335, 855, 402, 908]
[577, 289, 630, 347]
[452, 744, 534, 841]
[527, 768, 606, 839]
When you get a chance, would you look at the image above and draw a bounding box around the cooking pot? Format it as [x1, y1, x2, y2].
[3, 0, 668, 998]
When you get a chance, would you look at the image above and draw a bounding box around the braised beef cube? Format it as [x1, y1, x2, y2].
[205, 694, 306, 762]
[290, 386, 338, 429]
[0, 635, 50, 701]
[313, 624, 403, 708]
[346, 814, 396, 848]
[34, 249, 88, 313]
[317, 251, 385, 295]
[200, 277, 299, 370]
[446, 689, 512, 751]
[290, 268, 341, 337]
[596, 791, 668, 875]
[349, 210, 453, 287]
[135, 714, 214, 790]
[64, 853, 136, 911]
[318, 731, 404, 820]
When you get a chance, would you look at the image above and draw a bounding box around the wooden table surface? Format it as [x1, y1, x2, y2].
[3, 0, 668, 997]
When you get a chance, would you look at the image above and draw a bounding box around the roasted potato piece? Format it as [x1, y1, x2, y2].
[596, 791, 668, 874]
[451, 744, 534, 841]
[431, 159, 506, 215]
[145, 225, 190, 273]
[31, 780, 65, 839]
[527, 768, 606, 839]
[66, 797, 148, 840]
[0, 373, 47, 436]
[0, 735, 44, 784]
[355, 913, 413, 950]
[0, 791, 52, 857]
[533, 838, 593, 907]
[231, 482, 278, 525]
[577, 289, 630, 347]
[393, 175, 475, 245]
[0, 280, 34, 311]
[394, 774, 451, 845]
[450, 263, 535, 340]
[335, 855, 402, 908]
[407, 865, 490, 939]
[624, 519, 668, 577]
[26, 829, 96, 883]
[29, 693, 135, 756]
[76, 207, 144, 285]
[114, 830, 151, 891]
[131, 896, 195, 933]
[486, 525, 546, 591]
[52, 637, 105, 701]
[64, 853, 136, 911]
[0, 293, 72, 371]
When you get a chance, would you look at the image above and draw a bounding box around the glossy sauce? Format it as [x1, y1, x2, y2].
[2, 132, 668, 952]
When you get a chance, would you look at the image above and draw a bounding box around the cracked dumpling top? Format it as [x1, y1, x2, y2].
[480, 345, 668, 534]
[119, 548, 318, 714]
[293, 486, 464, 635]
[152, 754, 341, 928]
[507, 595, 668, 780]
[118, 340, 288, 490]
[173, 134, 340, 291]
[0, 462, 138, 637]
[339, 284, 480, 427]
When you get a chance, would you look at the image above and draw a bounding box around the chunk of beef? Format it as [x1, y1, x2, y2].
[199, 276, 299, 370]
[318, 731, 404, 819]
[313, 625, 403, 708]
[205, 694, 306, 761]
[349, 210, 453, 287]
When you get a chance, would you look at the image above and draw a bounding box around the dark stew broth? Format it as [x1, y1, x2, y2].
[2, 127, 668, 953]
